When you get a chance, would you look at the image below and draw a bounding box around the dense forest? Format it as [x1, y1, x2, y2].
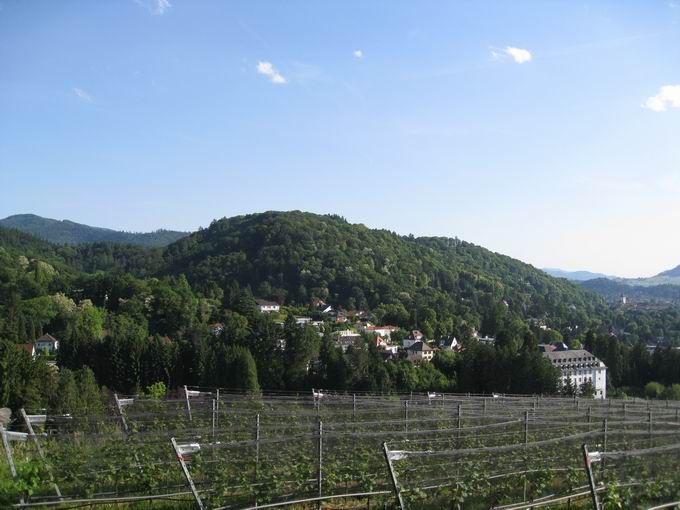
[0, 213, 187, 247]
[1, 211, 679, 412]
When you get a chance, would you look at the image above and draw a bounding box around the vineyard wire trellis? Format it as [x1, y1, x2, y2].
[2, 389, 680, 509]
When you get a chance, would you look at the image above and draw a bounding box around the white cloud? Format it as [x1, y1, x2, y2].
[643, 85, 680, 112]
[353, 50, 363, 59]
[135, 0, 171, 15]
[504, 46, 532, 64]
[73, 88, 92, 103]
[257, 61, 286, 84]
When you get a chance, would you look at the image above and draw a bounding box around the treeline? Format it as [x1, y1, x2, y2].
[585, 331, 680, 397]
[2, 212, 680, 410]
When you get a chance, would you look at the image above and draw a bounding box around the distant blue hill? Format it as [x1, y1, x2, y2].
[542, 268, 614, 281]
[0, 214, 188, 247]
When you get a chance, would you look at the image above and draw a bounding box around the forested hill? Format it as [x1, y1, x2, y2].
[163, 211, 608, 335]
[0, 214, 187, 247]
[4, 210, 680, 407]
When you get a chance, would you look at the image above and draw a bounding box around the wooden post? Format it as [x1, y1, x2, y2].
[255, 413, 261, 481]
[113, 393, 129, 433]
[582, 444, 602, 510]
[382, 442, 406, 510]
[171, 437, 205, 510]
[0, 425, 24, 505]
[20, 409, 62, 499]
[215, 388, 220, 430]
[211, 399, 216, 441]
[524, 410, 529, 445]
[404, 401, 409, 436]
[184, 385, 193, 422]
[317, 421, 323, 508]
[601, 419, 608, 475]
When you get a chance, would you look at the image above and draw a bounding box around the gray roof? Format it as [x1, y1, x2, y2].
[407, 341, 433, 352]
[543, 349, 605, 367]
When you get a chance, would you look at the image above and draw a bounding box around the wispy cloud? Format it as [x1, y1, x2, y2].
[73, 88, 92, 103]
[643, 85, 680, 112]
[503, 46, 532, 64]
[135, 0, 171, 15]
[256, 61, 286, 84]
[353, 50, 363, 59]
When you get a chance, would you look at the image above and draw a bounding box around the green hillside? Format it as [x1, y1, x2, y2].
[3, 210, 680, 411]
[0, 214, 187, 247]
[163, 211, 609, 335]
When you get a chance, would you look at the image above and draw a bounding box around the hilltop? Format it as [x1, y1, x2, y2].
[0, 214, 187, 247]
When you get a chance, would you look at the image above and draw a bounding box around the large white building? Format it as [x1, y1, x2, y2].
[543, 349, 607, 399]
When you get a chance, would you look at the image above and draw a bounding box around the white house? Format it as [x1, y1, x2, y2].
[256, 299, 280, 313]
[543, 349, 607, 399]
[406, 341, 434, 364]
[437, 336, 459, 351]
[294, 316, 313, 326]
[361, 325, 398, 339]
[333, 334, 363, 352]
[35, 334, 59, 354]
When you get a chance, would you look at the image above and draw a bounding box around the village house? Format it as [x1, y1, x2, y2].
[360, 324, 398, 340]
[403, 330, 424, 349]
[543, 349, 607, 399]
[255, 299, 281, 313]
[294, 316, 313, 326]
[16, 343, 36, 357]
[437, 335, 460, 351]
[35, 333, 59, 354]
[208, 323, 224, 336]
[311, 298, 333, 314]
[475, 332, 496, 345]
[333, 334, 363, 352]
[406, 341, 434, 364]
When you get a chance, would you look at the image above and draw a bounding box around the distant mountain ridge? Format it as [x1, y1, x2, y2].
[542, 268, 614, 281]
[0, 214, 188, 247]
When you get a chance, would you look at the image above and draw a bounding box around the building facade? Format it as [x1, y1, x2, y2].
[543, 349, 607, 399]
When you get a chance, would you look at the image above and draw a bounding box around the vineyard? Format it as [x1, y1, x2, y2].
[2, 389, 680, 509]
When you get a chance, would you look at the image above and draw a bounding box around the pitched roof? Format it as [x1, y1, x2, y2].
[255, 299, 280, 307]
[543, 349, 604, 366]
[16, 343, 35, 355]
[407, 341, 433, 352]
[36, 333, 58, 343]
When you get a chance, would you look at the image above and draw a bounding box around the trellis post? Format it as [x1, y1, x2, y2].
[0, 425, 24, 505]
[403, 400, 409, 436]
[215, 388, 220, 430]
[456, 403, 462, 446]
[20, 409, 62, 499]
[382, 442, 406, 510]
[171, 437, 205, 510]
[317, 420, 323, 509]
[255, 413, 261, 481]
[113, 392, 129, 433]
[211, 399, 216, 440]
[582, 444, 602, 510]
[184, 385, 193, 422]
[601, 419, 608, 475]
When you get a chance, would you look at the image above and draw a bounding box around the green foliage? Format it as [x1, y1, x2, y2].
[0, 214, 187, 246]
[1, 211, 680, 406]
[143, 381, 167, 399]
[644, 381, 665, 399]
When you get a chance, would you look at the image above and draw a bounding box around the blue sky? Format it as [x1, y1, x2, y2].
[1, 1, 679, 277]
